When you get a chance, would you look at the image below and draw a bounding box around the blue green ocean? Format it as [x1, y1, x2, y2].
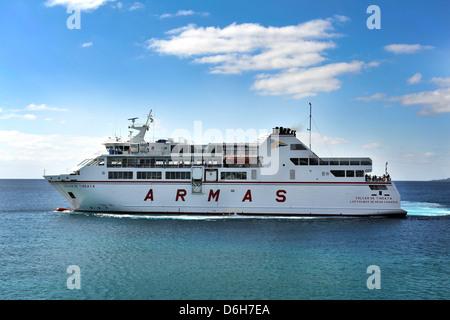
[0, 179, 448, 300]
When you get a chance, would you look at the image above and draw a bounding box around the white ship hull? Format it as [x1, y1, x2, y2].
[48, 180, 406, 217]
[44, 114, 407, 217]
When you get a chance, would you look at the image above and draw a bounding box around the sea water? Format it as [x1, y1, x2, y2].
[0, 179, 448, 300]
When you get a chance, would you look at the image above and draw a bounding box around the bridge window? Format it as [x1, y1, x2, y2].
[329, 160, 339, 165]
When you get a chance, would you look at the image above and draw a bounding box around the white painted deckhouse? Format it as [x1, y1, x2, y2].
[45, 112, 407, 217]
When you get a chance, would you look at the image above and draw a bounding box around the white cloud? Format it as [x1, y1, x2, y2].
[430, 77, 450, 87]
[407, 72, 422, 84]
[297, 132, 349, 146]
[129, 2, 144, 11]
[44, 0, 115, 11]
[366, 61, 381, 68]
[384, 43, 434, 54]
[25, 103, 68, 112]
[159, 10, 209, 19]
[0, 130, 106, 177]
[0, 104, 68, 121]
[402, 152, 436, 163]
[390, 87, 450, 116]
[354, 92, 386, 102]
[148, 20, 338, 60]
[355, 75, 450, 116]
[147, 18, 366, 99]
[361, 141, 382, 149]
[113, 1, 122, 9]
[81, 42, 93, 48]
[333, 15, 350, 23]
[0, 114, 37, 120]
[252, 61, 363, 99]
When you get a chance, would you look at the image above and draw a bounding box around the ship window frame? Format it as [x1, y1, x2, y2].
[137, 171, 162, 180]
[300, 158, 308, 165]
[330, 170, 345, 177]
[369, 185, 388, 190]
[165, 171, 191, 180]
[220, 171, 247, 180]
[108, 171, 133, 179]
[356, 170, 364, 177]
[309, 158, 318, 166]
[107, 158, 123, 168]
[329, 159, 339, 165]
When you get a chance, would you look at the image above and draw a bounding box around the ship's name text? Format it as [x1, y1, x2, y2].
[351, 196, 398, 204]
[144, 188, 287, 202]
[63, 184, 96, 189]
[143, 189, 398, 204]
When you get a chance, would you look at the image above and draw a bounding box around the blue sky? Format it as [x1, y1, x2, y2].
[0, 0, 449, 179]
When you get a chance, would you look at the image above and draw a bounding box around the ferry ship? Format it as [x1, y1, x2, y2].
[44, 111, 407, 217]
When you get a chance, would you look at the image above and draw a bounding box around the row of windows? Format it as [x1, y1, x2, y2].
[137, 171, 162, 180]
[290, 158, 372, 166]
[108, 171, 133, 179]
[108, 170, 366, 180]
[106, 157, 250, 168]
[108, 171, 191, 180]
[107, 170, 249, 180]
[221, 172, 247, 180]
[170, 144, 257, 153]
[330, 170, 365, 177]
[166, 171, 191, 180]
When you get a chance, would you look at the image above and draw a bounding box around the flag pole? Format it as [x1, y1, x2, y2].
[308, 102, 312, 150]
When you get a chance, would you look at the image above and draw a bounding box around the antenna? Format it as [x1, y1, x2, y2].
[128, 117, 138, 127]
[308, 102, 312, 150]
